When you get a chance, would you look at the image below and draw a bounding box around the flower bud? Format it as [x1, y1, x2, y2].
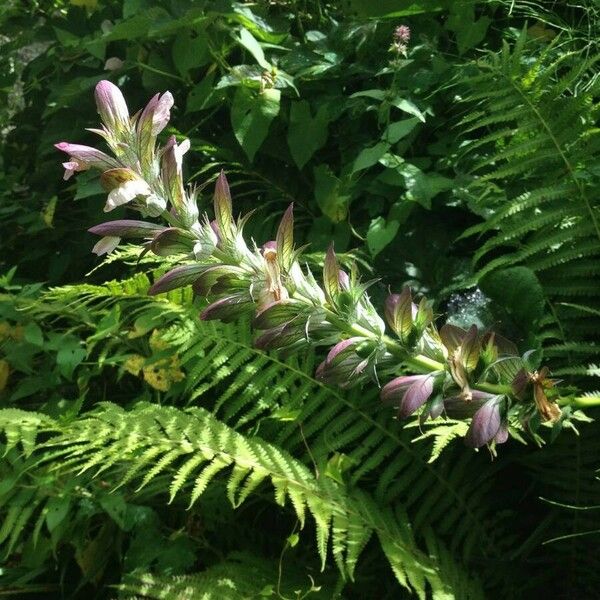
[150, 228, 195, 256]
[385, 287, 414, 344]
[88, 220, 166, 239]
[276, 204, 294, 271]
[317, 337, 369, 388]
[443, 390, 493, 420]
[254, 300, 303, 330]
[161, 136, 190, 218]
[214, 170, 233, 239]
[149, 264, 207, 295]
[191, 265, 246, 297]
[465, 396, 506, 448]
[254, 322, 305, 351]
[323, 244, 340, 303]
[200, 294, 254, 322]
[380, 374, 435, 419]
[94, 80, 131, 134]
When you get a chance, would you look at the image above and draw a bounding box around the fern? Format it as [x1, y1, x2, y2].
[0, 270, 514, 597]
[118, 553, 331, 599]
[457, 29, 600, 382]
[33, 275, 510, 569]
[0, 401, 481, 598]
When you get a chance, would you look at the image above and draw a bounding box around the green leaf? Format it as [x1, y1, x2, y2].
[287, 101, 330, 169]
[352, 142, 390, 173]
[383, 118, 420, 143]
[100, 493, 129, 531]
[172, 28, 209, 77]
[23, 322, 44, 346]
[350, 89, 386, 101]
[367, 217, 399, 257]
[313, 165, 350, 223]
[480, 267, 546, 330]
[56, 346, 86, 380]
[231, 87, 281, 162]
[396, 164, 453, 209]
[446, 4, 491, 55]
[350, 0, 445, 17]
[238, 27, 270, 69]
[45, 497, 70, 534]
[187, 72, 222, 113]
[391, 98, 426, 122]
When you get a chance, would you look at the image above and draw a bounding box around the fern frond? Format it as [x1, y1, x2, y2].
[118, 552, 333, 599]
[37, 401, 470, 596]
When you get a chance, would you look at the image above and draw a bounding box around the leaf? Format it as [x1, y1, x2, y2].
[187, 72, 222, 113]
[23, 322, 44, 347]
[100, 493, 129, 530]
[238, 27, 270, 69]
[287, 101, 330, 169]
[383, 118, 420, 144]
[391, 98, 426, 122]
[350, 89, 386, 101]
[396, 164, 453, 209]
[45, 497, 70, 534]
[172, 28, 210, 76]
[350, 0, 445, 17]
[352, 142, 390, 173]
[313, 165, 350, 223]
[446, 4, 491, 55]
[367, 217, 399, 257]
[231, 87, 281, 162]
[480, 267, 545, 331]
[56, 345, 86, 380]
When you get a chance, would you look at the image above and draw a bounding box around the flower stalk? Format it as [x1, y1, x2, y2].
[57, 81, 596, 451]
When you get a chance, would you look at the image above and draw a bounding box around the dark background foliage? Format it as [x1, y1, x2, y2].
[1, 1, 599, 598]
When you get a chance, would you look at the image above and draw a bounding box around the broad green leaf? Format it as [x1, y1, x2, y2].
[350, 89, 386, 101]
[287, 101, 330, 169]
[238, 27, 270, 69]
[45, 497, 70, 534]
[396, 164, 453, 209]
[172, 28, 209, 76]
[186, 72, 222, 113]
[383, 118, 420, 143]
[367, 217, 399, 257]
[313, 165, 351, 223]
[391, 98, 426, 122]
[352, 142, 390, 173]
[446, 4, 491, 55]
[23, 322, 44, 346]
[100, 493, 129, 531]
[56, 346, 86, 380]
[231, 87, 281, 162]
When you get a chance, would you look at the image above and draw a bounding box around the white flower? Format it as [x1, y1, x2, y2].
[104, 179, 151, 212]
[144, 194, 167, 217]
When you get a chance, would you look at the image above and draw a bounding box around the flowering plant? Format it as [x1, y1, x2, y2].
[57, 80, 583, 451]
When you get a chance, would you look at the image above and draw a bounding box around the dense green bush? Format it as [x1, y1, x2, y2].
[1, 1, 599, 598]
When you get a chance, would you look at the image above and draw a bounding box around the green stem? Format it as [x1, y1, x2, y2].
[562, 395, 600, 408]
